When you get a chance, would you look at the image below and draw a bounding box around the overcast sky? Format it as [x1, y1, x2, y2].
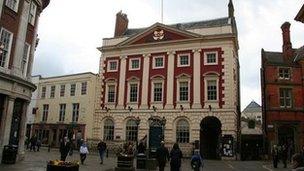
[33, 0, 304, 110]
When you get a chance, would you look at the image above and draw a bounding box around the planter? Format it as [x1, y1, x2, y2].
[47, 160, 79, 171]
[115, 154, 135, 171]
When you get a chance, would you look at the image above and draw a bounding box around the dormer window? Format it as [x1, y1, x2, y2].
[178, 54, 190, 67]
[107, 60, 118, 72]
[129, 58, 140, 70]
[279, 68, 290, 79]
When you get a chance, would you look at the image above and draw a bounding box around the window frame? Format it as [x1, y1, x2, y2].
[0, 28, 13, 69]
[126, 119, 138, 142]
[60, 85, 65, 97]
[176, 119, 190, 143]
[107, 60, 118, 72]
[41, 86, 46, 99]
[153, 56, 165, 69]
[279, 88, 292, 108]
[278, 67, 291, 80]
[177, 53, 190, 67]
[204, 51, 218, 65]
[70, 83, 76, 96]
[21, 43, 30, 77]
[28, 1, 37, 25]
[42, 104, 49, 122]
[50, 85, 55, 98]
[204, 75, 219, 102]
[206, 80, 217, 101]
[152, 81, 163, 102]
[103, 119, 114, 141]
[5, 0, 19, 12]
[59, 104, 66, 122]
[178, 80, 190, 102]
[81, 82, 87, 95]
[72, 103, 80, 122]
[129, 58, 141, 71]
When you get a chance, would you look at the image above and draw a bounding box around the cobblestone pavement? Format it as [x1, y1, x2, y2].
[0, 148, 290, 171]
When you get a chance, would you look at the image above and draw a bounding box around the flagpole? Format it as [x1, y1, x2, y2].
[161, 0, 163, 23]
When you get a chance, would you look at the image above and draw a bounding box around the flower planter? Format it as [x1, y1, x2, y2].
[47, 160, 79, 171]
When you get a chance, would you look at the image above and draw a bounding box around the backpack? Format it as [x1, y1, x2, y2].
[191, 154, 202, 169]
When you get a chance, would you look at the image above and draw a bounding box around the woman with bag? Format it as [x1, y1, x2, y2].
[79, 141, 89, 164]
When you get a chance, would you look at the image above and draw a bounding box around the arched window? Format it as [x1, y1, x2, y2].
[103, 119, 114, 141]
[126, 120, 138, 141]
[176, 119, 189, 143]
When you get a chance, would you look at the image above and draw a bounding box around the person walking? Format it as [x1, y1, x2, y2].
[156, 141, 169, 171]
[97, 140, 107, 164]
[272, 145, 279, 168]
[191, 149, 203, 171]
[30, 135, 37, 152]
[281, 144, 288, 168]
[36, 139, 41, 152]
[79, 141, 89, 165]
[170, 143, 183, 171]
[137, 141, 146, 154]
[60, 137, 71, 161]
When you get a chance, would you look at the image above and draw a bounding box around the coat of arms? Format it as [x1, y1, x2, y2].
[153, 30, 164, 40]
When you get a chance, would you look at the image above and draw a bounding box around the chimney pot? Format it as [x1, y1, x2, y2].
[114, 11, 129, 37]
[281, 22, 293, 60]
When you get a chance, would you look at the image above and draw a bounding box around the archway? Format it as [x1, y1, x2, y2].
[200, 116, 222, 159]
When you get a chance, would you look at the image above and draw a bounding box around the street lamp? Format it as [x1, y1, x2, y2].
[134, 117, 141, 151]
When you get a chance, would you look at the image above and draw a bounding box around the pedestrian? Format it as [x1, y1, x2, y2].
[170, 143, 183, 171]
[36, 139, 41, 152]
[156, 141, 169, 171]
[272, 145, 279, 168]
[191, 149, 203, 171]
[79, 141, 89, 165]
[30, 135, 37, 152]
[60, 137, 71, 161]
[292, 153, 304, 171]
[97, 140, 107, 164]
[281, 144, 288, 168]
[137, 141, 146, 154]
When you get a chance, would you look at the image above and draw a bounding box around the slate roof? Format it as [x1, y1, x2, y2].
[263, 51, 285, 64]
[242, 101, 261, 113]
[123, 17, 231, 36]
[294, 46, 304, 62]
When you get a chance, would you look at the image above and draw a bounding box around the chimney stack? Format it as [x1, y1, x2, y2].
[281, 22, 293, 60]
[114, 11, 128, 37]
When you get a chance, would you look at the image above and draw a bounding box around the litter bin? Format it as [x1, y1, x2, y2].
[136, 153, 146, 169]
[1, 145, 18, 164]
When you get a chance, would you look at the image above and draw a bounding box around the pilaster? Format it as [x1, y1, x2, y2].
[2, 96, 15, 146]
[165, 51, 175, 109]
[117, 56, 127, 109]
[17, 101, 29, 161]
[192, 49, 201, 108]
[140, 54, 150, 109]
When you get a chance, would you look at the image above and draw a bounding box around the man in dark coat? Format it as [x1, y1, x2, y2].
[170, 143, 183, 171]
[97, 140, 107, 164]
[60, 137, 71, 161]
[156, 141, 169, 171]
[272, 145, 279, 168]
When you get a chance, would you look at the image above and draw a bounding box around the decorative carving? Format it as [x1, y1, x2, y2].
[153, 30, 165, 40]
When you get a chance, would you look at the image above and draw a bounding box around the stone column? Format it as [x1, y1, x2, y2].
[12, 0, 31, 77]
[17, 101, 29, 161]
[192, 49, 201, 108]
[2, 96, 15, 146]
[117, 56, 127, 108]
[165, 51, 175, 109]
[141, 54, 150, 109]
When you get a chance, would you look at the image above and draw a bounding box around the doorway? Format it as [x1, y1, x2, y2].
[200, 116, 222, 159]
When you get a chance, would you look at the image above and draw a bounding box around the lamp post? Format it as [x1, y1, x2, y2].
[135, 117, 141, 150]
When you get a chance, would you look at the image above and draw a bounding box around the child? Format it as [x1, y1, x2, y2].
[191, 149, 203, 171]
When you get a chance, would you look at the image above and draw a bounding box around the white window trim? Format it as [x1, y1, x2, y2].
[177, 53, 190, 67]
[129, 58, 141, 71]
[107, 60, 118, 72]
[278, 67, 291, 80]
[204, 51, 218, 65]
[0, 28, 13, 69]
[29, 1, 37, 25]
[151, 79, 164, 103]
[21, 43, 30, 77]
[105, 82, 117, 104]
[176, 77, 191, 102]
[204, 76, 219, 102]
[127, 81, 139, 104]
[152, 56, 165, 69]
[5, 0, 19, 12]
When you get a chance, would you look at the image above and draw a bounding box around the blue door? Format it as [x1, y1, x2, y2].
[149, 126, 163, 153]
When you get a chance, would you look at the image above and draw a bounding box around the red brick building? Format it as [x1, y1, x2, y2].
[0, 0, 49, 161]
[261, 22, 304, 155]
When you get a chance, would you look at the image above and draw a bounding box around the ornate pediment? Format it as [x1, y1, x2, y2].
[118, 23, 200, 46]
